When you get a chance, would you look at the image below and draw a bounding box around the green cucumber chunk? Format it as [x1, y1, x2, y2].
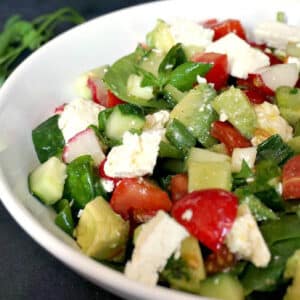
[32, 114, 65, 163]
[76, 196, 129, 262]
[54, 199, 74, 236]
[104, 104, 145, 142]
[199, 273, 244, 300]
[170, 84, 218, 148]
[65, 155, 105, 209]
[288, 136, 300, 153]
[166, 119, 196, 154]
[159, 141, 185, 159]
[29, 156, 66, 205]
[276, 86, 300, 125]
[187, 148, 231, 192]
[211, 87, 257, 138]
[188, 160, 232, 192]
[138, 49, 164, 76]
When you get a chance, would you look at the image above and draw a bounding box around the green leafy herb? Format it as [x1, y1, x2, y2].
[54, 199, 74, 236]
[161, 255, 191, 282]
[0, 8, 84, 85]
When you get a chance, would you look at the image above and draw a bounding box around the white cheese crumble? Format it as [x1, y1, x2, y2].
[104, 129, 164, 178]
[144, 110, 170, 130]
[125, 210, 188, 286]
[196, 75, 207, 84]
[251, 101, 293, 146]
[231, 147, 257, 173]
[206, 33, 270, 79]
[226, 204, 271, 267]
[254, 21, 300, 50]
[169, 18, 214, 48]
[58, 98, 105, 142]
[100, 178, 115, 193]
[181, 209, 193, 221]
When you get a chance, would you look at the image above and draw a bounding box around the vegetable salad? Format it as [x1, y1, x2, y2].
[29, 14, 300, 300]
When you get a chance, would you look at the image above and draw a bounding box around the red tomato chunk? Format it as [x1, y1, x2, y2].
[282, 155, 300, 200]
[172, 189, 238, 252]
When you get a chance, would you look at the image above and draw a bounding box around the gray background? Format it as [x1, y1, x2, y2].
[0, 1, 155, 299]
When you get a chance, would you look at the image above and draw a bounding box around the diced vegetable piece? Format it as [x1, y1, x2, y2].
[54, 199, 74, 236]
[287, 42, 300, 58]
[146, 19, 175, 53]
[139, 49, 165, 76]
[159, 141, 185, 159]
[231, 147, 257, 173]
[276, 86, 300, 126]
[107, 90, 125, 108]
[284, 251, 300, 300]
[170, 173, 188, 202]
[62, 127, 105, 166]
[127, 74, 154, 100]
[211, 121, 252, 155]
[256, 134, 294, 165]
[166, 119, 196, 154]
[110, 177, 172, 220]
[170, 84, 218, 147]
[258, 64, 298, 91]
[163, 84, 186, 104]
[103, 104, 145, 142]
[29, 157, 66, 205]
[206, 19, 247, 41]
[188, 160, 232, 192]
[168, 62, 212, 92]
[32, 115, 65, 163]
[187, 148, 231, 191]
[65, 155, 105, 209]
[288, 137, 300, 154]
[192, 52, 228, 90]
[282, 155, 300, 200]
[199, 273, 244, 300]
[172, 189, 238, 251]
[160, 158, 187, 174]
[211, 87, 257, 139]
[161, 236, 205, 293]
[76, 196, 129, 262]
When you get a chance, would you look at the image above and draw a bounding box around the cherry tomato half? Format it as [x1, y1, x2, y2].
[172, 189, 238, 252]
[282, 155, 300, 200]
[110, 177, 172, 220]
[170, 173, 188, 202]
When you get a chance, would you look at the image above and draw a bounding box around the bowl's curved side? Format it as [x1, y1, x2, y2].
[0, 0, 299, 299]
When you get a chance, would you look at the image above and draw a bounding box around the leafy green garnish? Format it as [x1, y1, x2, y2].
[0, 8, 84, 85]
[161, 255, 191, 282]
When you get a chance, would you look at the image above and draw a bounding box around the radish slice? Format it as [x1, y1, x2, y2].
[63, 128, 105, 166]
[258, 63, 298, 91]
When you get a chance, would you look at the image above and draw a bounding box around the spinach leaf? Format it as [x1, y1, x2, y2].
[158, 43, 186, 76]
[168, 62, 212, 91]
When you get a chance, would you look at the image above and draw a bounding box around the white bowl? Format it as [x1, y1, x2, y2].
[0, 0, 299, 299]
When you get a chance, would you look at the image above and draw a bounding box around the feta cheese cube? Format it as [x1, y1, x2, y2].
[144, 110, 170, 130]
[125, 211, 188, 286]
[226, 204, 271, 267]
[58, 98, 105, 142]
[170, 18, 214, 48]
[251, 101, 293, 146]
[231, 147, 257, 173]
[288, 56, 300, 72]
[206, 33, 270, 79]
[104, 129, 164, 178]
[254, 21, 300, 50]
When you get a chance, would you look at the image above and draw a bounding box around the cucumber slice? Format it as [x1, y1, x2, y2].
[188, 160, 232, 192]
[32, 115, 65, 163]
[29, 157, 66, 205]
[199, 273, 244, 300]
[139, 50, 164, 76]
[212, 87, 257, 139]
[105, 104, 145, 141]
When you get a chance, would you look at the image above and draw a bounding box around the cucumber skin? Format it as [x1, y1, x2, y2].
[32, 115, 65, 163]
